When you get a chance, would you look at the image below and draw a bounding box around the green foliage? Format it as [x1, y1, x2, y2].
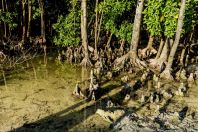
[32, 7, 41, 20]
[53, 0, 80, 46]
[143, 0, 180, 38]
[183, 0, 198, 34]
[143, 0, 163, 37]
[0, 10, 17, 29]
[97, 0, 134, 43]
[97, 0, 132, 17]
[162, 0, 179, 38]
[115, 21, 133, 43]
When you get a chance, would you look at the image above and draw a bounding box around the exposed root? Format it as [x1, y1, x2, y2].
[160, 68, 174, 80]
[113, 51, 147, 70]
[113, 53, 129, 70]
[93, 50, 99, 61]
[138, 47, 157, 59]
[131, 57, 147, 69]
[148, 58, 165, 72]
[175, 70, 181, 80]
[188, 73, 195, 87]
[180, 69, 187, 80]
[72, 83, 86, 98]
[80, 57, 93, 67]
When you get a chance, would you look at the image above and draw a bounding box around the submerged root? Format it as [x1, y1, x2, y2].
[160, 68, 174, 80]
[80, 57, 93, 67]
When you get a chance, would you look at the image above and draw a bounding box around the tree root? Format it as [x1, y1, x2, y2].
[138, 47, 157, 59]
[93, 49, 99, 60]
[113, 51, 147, 70]
[176, 70, 181, 80]
[80, 57, 93, 67]
[130, 57, 147, 69]
[148, 58, 166, 72]
[113, 53, 129, 70]
[160, 68, 174, 80]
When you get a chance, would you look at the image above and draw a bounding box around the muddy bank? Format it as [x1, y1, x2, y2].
[0, 56, 198, 132]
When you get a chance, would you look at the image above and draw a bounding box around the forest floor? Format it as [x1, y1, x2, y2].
[0, 56, 198, 132]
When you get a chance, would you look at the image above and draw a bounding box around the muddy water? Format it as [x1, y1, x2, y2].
[0, 56, 112, 131]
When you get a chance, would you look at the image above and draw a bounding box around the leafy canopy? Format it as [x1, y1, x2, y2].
[97, 0, 134, 43]
[143, 0, 163, 37]
[53, 0, 80, 46]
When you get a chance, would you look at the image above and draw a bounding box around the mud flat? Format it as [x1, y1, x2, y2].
[0, 58, 198, 131]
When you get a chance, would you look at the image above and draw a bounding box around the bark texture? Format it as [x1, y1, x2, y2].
[114, 0, 146, 69]
[27, 0, 32, 38]
[166, 0, 186, 69]
[80, 0, 92, 67]
[160, 0, 186, 80]
[130, 0, 145, 53]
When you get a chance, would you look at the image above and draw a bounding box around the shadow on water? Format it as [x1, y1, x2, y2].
[13, 83, 122, 131]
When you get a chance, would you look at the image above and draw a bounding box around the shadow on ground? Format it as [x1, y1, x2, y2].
[13, 83, 122, 131]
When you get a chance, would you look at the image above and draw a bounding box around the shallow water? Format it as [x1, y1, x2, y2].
[0, 55, 198, 132]
[0, 56, 99, 131]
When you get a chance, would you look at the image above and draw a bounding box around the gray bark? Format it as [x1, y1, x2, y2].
[130, 0, 145, 55]
[81, 0, 89, 59]
[166, 0, 186, 69]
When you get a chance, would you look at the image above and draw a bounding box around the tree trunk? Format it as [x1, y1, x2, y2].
[96, 11, 103, 46]
[114, 0, 146, 69]
[166, 0, 186, 69]
[80, 0, 92, 67]
[27, 0, 32, 38]
[130, 0, 145, 55]
[179, 47, 186, 66]
[39, 0, 45, 43]
[94, 0, 99, 57]
[147, 36, 154, 48]
[40, 0, 45, 41]
[155, 38, 164, 59]
[105, 32, 113, 49]
[160, 0, 186, 80]
[22, 0, 26, 43]
[2, 0, 7, 37]
[159, 38, 169, 61]
[149, 38, 169, 72]
[0, 24, 3, 41]
[4, 0, 10, 36]
[139, 35, 157, 59]
[0, 1, 3, 39]
[169, 39, 174, 48]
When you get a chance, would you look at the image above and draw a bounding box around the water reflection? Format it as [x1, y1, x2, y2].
[0, 56, 92, 131]
[81, 67, 90, 89]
